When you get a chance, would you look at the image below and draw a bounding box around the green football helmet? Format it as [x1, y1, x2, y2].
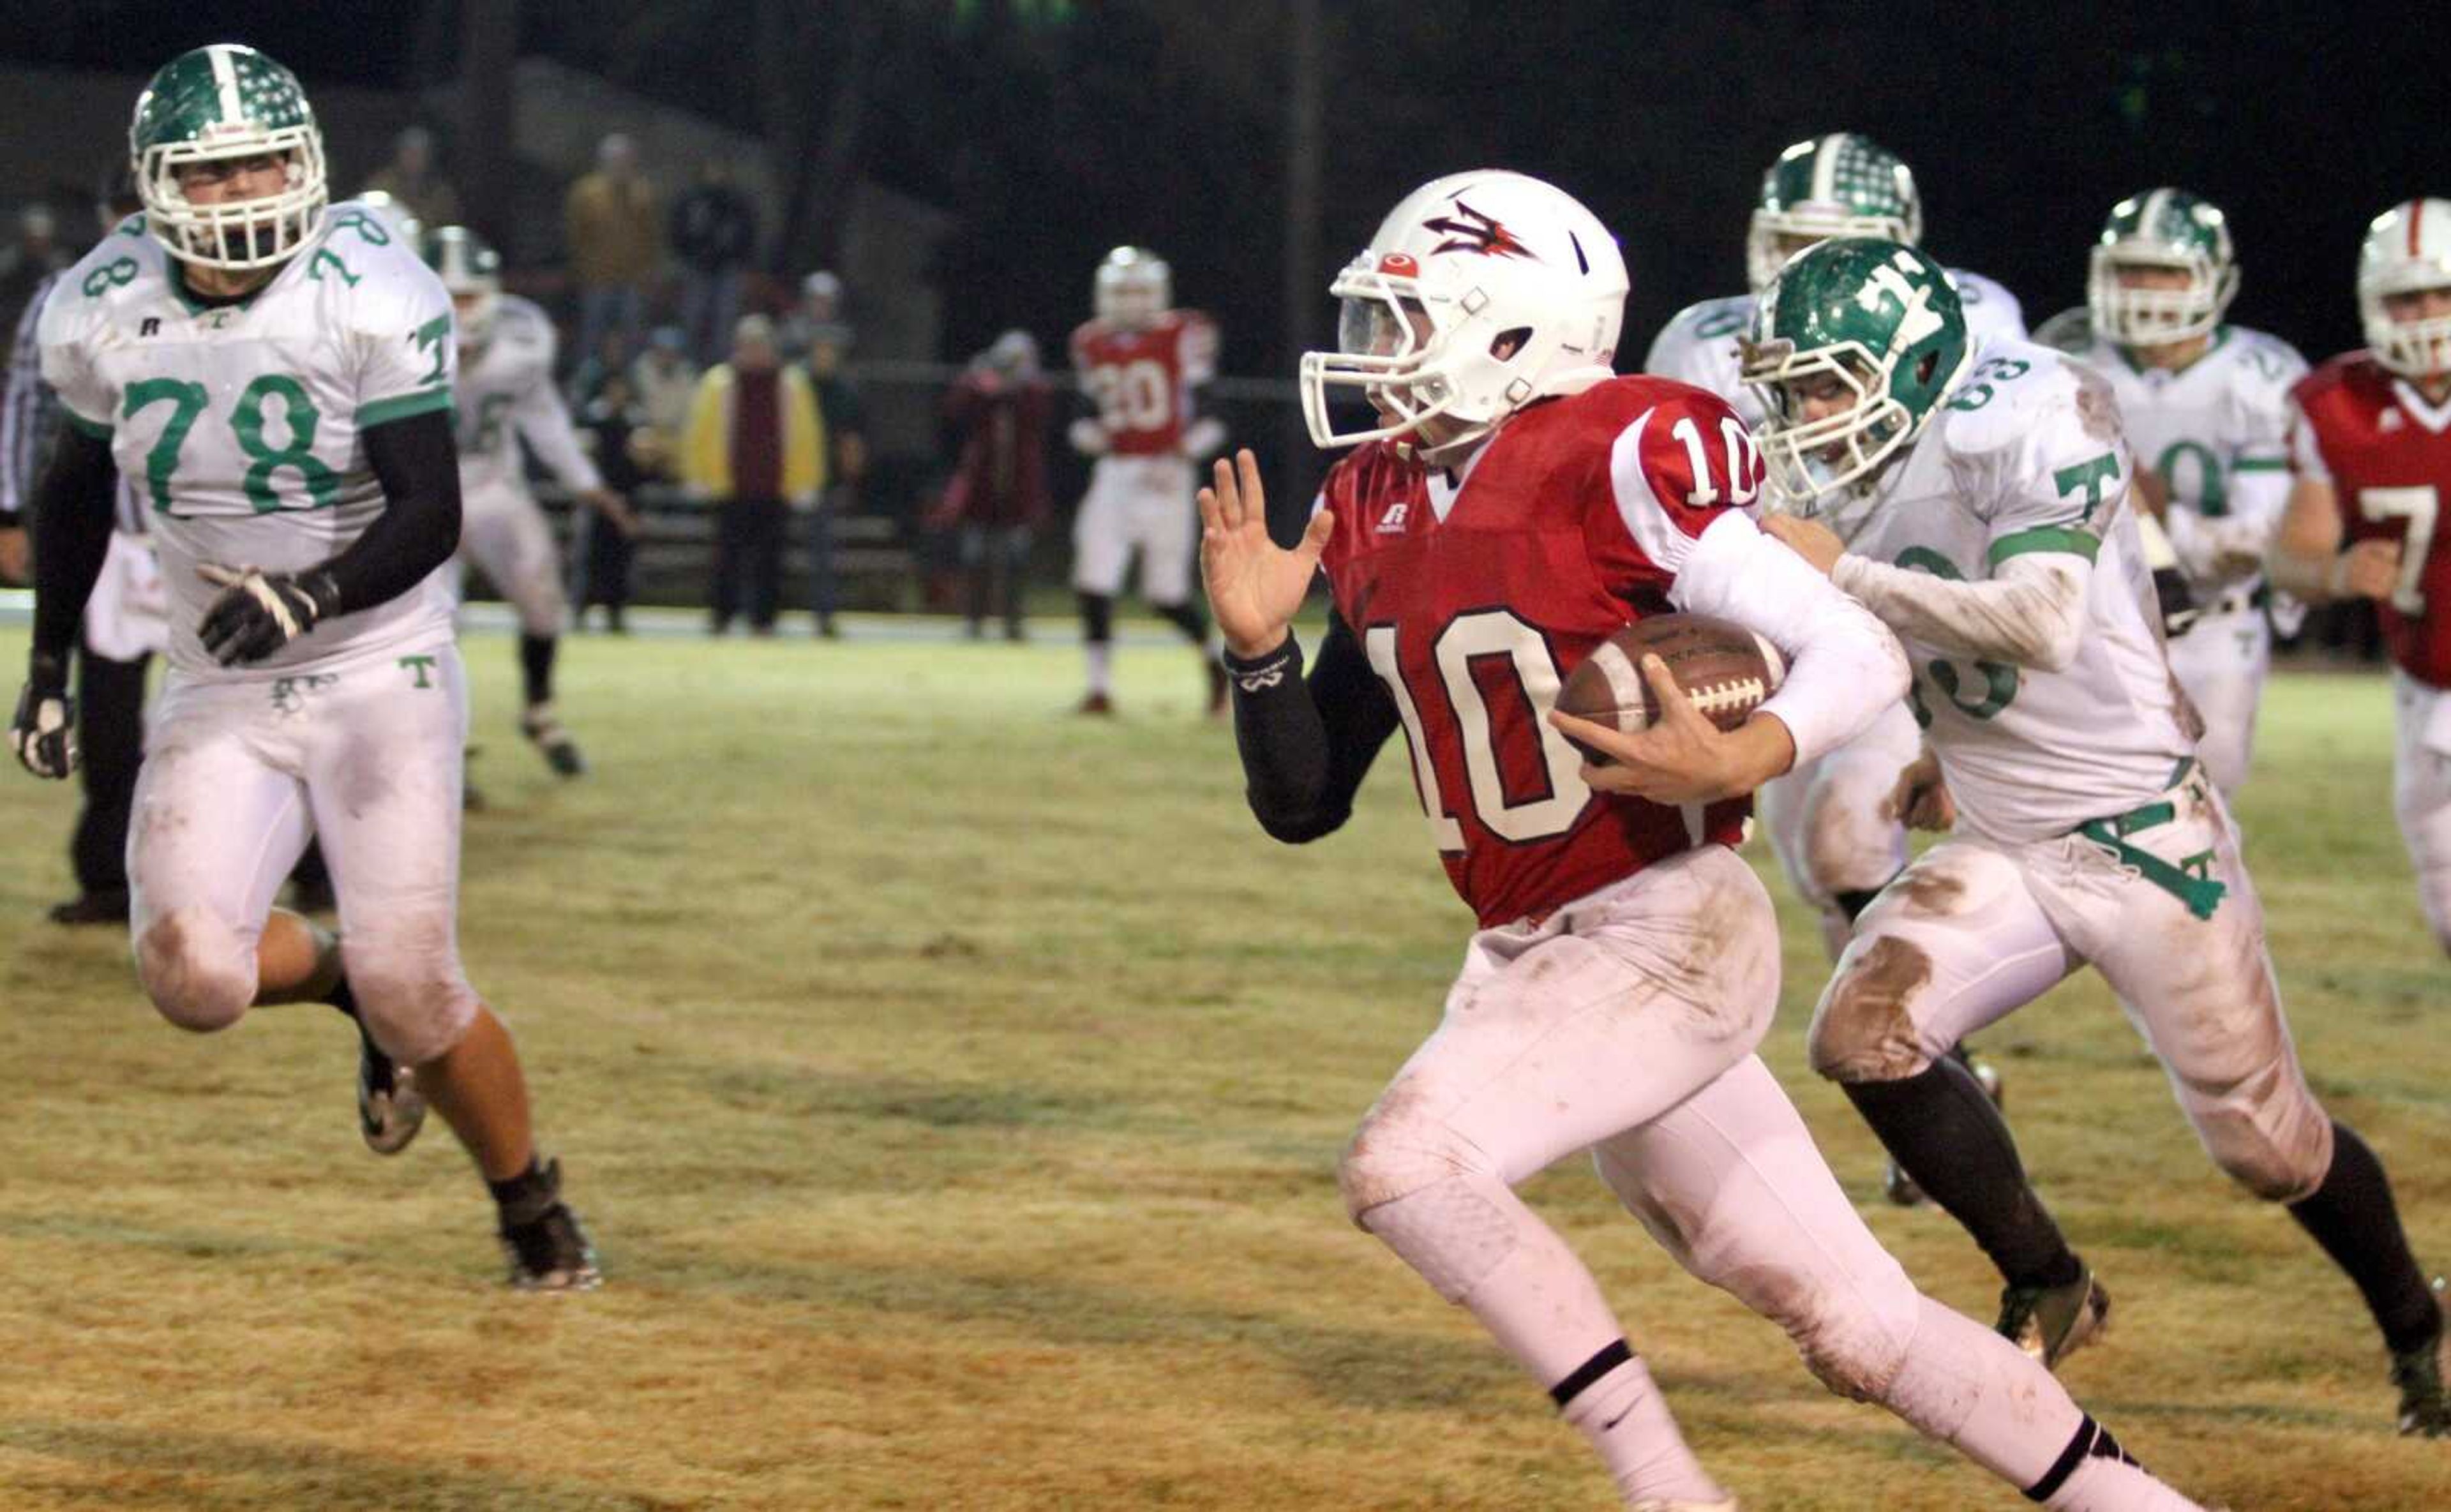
[2087, 188, 2238, 347]
[423, 225, 502, 347]
[130, 43, 327, 271]
[1740, 238, 1972, 505]
[1746, 133, 1923, 294]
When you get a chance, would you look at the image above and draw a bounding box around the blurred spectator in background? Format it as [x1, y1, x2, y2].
[788, 273, 866, 638]
[629, 325, 699, 452]
[934, 330, 1053, 641]
[359, 125, 461, 232]
[0, 205, 66, 353]
[564, 133, 660, 370]
[669, 158, 758, 366]
[682, 314, 825, 635]
[573, 367, 656, 634]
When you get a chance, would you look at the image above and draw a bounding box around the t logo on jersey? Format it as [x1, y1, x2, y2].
[1422, 200, 1536, 261]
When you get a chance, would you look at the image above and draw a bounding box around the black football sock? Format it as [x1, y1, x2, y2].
[2289, 1120, 2442, 1356]
[1832, 887, 1885, 923]
[487, 1156, 558, 1224]
[1076, 590, 1113, 645]
[322, 973, 360, 1022]
[520, 633, 557, 707]
[1153, 599, 1208, 645]
[1844, 1058, 2082, 1289]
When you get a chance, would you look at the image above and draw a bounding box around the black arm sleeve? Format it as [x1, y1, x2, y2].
[1226, 611, 1400, 844]
[321, 409, 463, 617]
[28, 422, 119, 662]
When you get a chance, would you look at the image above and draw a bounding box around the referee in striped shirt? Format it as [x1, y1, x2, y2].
[3, 168, 155, 924]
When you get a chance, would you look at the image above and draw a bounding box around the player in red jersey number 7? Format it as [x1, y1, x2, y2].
[1201, 168, 2207, 1510]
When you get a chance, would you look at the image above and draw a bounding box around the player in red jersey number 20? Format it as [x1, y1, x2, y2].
[1200, 169, 2208, 1511]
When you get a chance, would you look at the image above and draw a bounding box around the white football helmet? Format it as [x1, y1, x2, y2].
[1745, 133, 1922, 294]
[1093, 246, 1170, 328]
[2359, 198, 2451, 380]
[1300, 169, 1626, 456]
[2087, 188, 2238, 347]
[424, 225, 502, 350]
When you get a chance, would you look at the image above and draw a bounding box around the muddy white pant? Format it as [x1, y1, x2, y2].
[1338, 845, 2175, 1505]
[127, 643, 481, 1068]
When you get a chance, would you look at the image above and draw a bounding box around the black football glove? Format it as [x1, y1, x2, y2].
[2153, 564, 2201, 640]
[197, 563, 343, 666]
[11, 650, 78, 779]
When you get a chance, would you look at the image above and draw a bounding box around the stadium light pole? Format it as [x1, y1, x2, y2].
[1279, 0, 1323, 543]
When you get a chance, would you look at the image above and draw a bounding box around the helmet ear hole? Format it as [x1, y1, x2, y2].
[1914, 350, 1938, 385]
[1490, 326, 1532, 362]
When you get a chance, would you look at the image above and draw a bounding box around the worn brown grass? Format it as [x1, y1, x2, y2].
[0, 624, 2444, 1510]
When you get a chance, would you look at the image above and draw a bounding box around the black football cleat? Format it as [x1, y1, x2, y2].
[1998, 1264, 2110, 1370]
[520, 702, 588, 778]
[498, 1158, 601, 1292]
[47, 889, 130, 926]
[1077, 691, 1115, 717]
[2392, 1327, 2451, 1437]
[356, 1026, 426, 1156]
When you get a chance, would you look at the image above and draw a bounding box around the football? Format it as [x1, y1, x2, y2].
[1554, 615, 1787, 761]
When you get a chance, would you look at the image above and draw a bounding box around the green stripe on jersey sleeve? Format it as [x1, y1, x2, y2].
[355, 387, 454, 429]
[2232, 455, 2291, 472]
[1988, 525, 2102, 565]
[61, 406, 112, 438]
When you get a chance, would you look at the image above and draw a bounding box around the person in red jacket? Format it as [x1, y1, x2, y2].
[938, 331, 1054, 641]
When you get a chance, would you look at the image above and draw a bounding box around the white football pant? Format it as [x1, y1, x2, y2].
[1071, 453, 1196, 605]
[2392, 670, 2451, 955]
[1810, 763, 2335, 1201]
[457, 480, 568, 639]
[1339, 846, 2194, 1508]
[2165, 601, 2269, 797]
[1757, 700, 1919, 955]
[128, 644, 481, 1067]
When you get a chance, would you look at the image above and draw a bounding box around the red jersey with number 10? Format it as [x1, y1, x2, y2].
[2295, 352, 2451, 686]
[1317, 376, 1763, 927]
[1069, 310, 1217, 456]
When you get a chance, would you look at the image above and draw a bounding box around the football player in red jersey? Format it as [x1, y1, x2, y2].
[1200, 169, 2207, 1511]
[2274, 198, 2451, 956]
[1067, 246, 1227, 715]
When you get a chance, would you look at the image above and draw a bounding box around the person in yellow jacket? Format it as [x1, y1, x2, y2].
[681, 314, 826, 634]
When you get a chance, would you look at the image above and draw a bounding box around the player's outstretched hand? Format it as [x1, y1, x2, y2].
[1550, 653, 1794, 805]
[10, 651, 78, 779]
[1887, 745, 1955, 831]
[1199, 447, 1333, 660]
[1760, 513, 1845, 577]
[197, 562, 341, 666]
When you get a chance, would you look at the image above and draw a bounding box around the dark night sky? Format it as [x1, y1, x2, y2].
[1, 2, 2435, 375]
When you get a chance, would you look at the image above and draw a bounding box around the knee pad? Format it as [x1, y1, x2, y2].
[346, 941, 481, 1068]
[135, 906, 256, 1033]
[1337, 1095, 1494, 1225]
[1350, 1172, 1523, 1305]
[2194, 1080, 2334, 1204]
[1806, 936, 1938, 1083]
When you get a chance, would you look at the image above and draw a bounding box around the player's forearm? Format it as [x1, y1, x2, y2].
[1227, 620, 1393, 843]
[1672, 512, 1910, 770]
[1833, 552, 2088, 673]
[27, 423, 119, 661]
[321, 410, 462, 616]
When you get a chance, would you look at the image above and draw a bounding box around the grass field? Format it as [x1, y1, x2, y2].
[0, 618, 2446, 1511]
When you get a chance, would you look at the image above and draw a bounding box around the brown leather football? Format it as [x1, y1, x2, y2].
[1555, 614, 1787, 761]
